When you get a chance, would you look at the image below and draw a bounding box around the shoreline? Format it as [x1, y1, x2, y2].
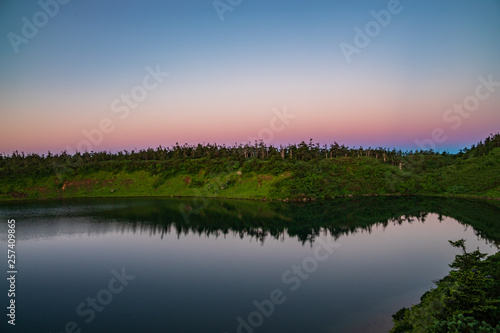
[1, 192, 499, 203]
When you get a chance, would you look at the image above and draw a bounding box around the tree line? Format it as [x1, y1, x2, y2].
[0, 133, 498, 179]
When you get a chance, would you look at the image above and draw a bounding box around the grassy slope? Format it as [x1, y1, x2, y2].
[0, 170, 286, 201]
[437, 147, 500, 198]
[0, 148, 498, 201]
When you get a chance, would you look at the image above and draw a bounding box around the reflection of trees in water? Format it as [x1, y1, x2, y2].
[84, 196, 500, 246]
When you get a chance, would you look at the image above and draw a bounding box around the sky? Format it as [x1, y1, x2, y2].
[0, 0, 499, 155]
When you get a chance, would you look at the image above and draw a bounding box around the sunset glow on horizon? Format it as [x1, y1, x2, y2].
[1, 0, 499, 155]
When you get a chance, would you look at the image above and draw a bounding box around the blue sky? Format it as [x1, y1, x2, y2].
[1, 0, 499, 154]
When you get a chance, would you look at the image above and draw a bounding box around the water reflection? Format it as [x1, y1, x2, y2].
[2, 196, 499, 245]
[0, 196, 499, 333]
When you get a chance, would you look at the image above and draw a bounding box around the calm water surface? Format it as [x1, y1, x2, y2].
[1, 197, 499, 333]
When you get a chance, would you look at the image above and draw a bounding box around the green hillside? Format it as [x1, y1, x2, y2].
[1, 134, 499, 201]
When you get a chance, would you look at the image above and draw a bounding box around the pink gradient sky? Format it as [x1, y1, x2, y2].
[1, 0, 499, 154]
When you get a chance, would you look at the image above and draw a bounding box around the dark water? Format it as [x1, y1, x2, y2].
[1, 196, 499, 333]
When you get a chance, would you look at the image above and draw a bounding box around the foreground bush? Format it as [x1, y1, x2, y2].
[391, 239, 500, 333]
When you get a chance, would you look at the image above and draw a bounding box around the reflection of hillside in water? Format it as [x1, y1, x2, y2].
[2, 196, 499, 246]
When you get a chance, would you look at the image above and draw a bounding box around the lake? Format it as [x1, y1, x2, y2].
[1, 196, 499, 333]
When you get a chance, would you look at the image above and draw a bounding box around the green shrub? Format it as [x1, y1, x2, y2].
[390, 240, 500, 332]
